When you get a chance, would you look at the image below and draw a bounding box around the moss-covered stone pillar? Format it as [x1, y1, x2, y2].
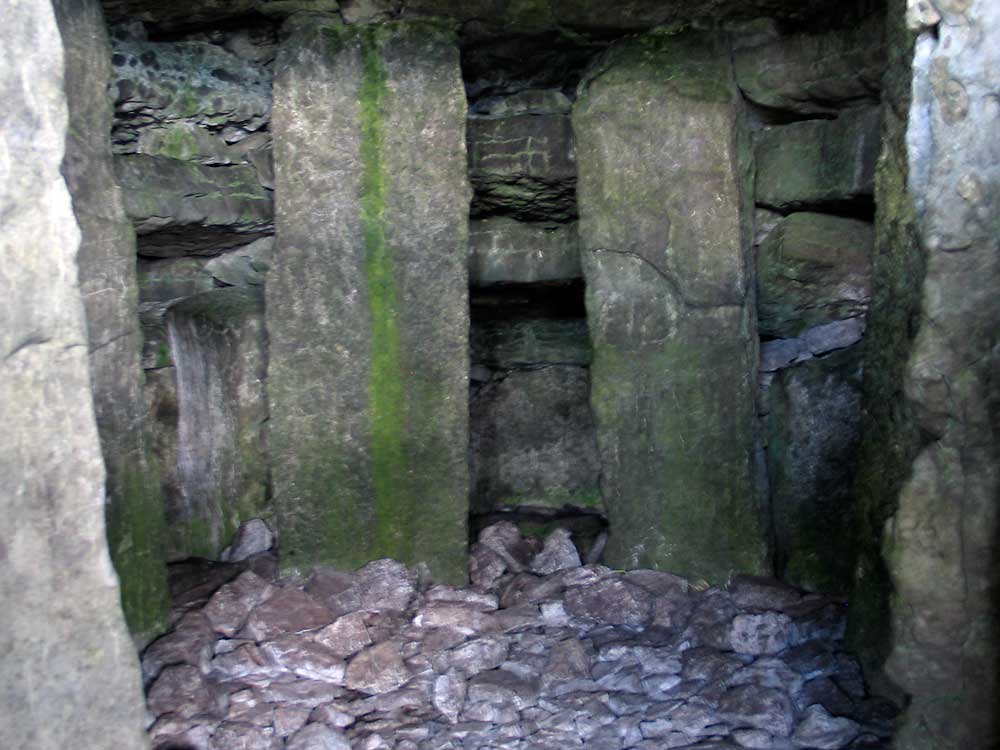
[54, 0, 170, 643]
[851, 0, 1000, 745]
[572, 30, 767, 582]
[269, 18, 471, 581]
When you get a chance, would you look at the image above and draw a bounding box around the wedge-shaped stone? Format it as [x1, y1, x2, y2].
[268, 19, 470, 582]
[573, 30, 766, 581]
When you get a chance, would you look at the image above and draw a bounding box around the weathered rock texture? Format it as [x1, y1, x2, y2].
[467, 113, 576, 221]
[469, 218, 581, 285]
[268, 19, 470, 581]
[766, 349, 864, 593]
[0, 0, 150, 744]
[116, 154, 274, 256]
[166, 288, 270, 560]
[754, 107, 880, 212]
[852, 0, 1000, 746]
[573, 31, 766, 581]
[733, 15, 885, 115]
[55, 0, 170, 640]
[470, 367, 601, 514]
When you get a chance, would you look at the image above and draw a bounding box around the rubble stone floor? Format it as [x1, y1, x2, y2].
[145, 523, 897, 750]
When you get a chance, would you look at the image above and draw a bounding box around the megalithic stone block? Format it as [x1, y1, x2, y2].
[0, 0, 151, 745]
[54, 0, 170, 644]
[269, 18, 471, 582]
[573, 30, 768, 583]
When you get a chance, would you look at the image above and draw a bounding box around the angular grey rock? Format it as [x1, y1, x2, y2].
[791, 705, 860, 749]
[733, 16, 884, 115]
[354, 559, 419, 612]
[760, 338, 812, 373]
[574, 30, 766, 582]
[757, 212, 873, 338]
[731, 728, 774, 749]
[274, 707, 311, 738]
[424, 585, 499, 611]
[257, 680, 340, 709]
[413, 602, 495, 635]
[754, 108, 880, 212]
[802, 318, 866, 357]
[468, 543, 509, 592]
[268, 18, 470, 583]
[468, 113, 576, 221]
[433, 670, 468, 724]
[244, 588, 334, 641]
[0, 2, 154, 744]
[203, 571, 274, 637]
[565, 579, 652, 628]
[209, 722, 281, 750]
[467, 669, 540, 710]
[223, 519, 275, 563]
[469, 218, 581, 284]
[115, 155, 273, 255]
[305, 569, 361, 618]
[287, 723, 352, 750]
[345, 641, 411, 694]
[478, 522, 540, 571]
[149, 715, 218, 750]
[531, 528, 583, 575]
[142, 611, 216, 683]
[148, 664, 216, 719]
[261, 636, 346, 683]
[205, 237, 274, 289]
[312, 611, 374, 658]
[437, 636, 510, 675]
[728, 613, 793, 655]
[728, 576, 802, 612]
[719, 685, 796, 737]
[209, 642, 284, 683]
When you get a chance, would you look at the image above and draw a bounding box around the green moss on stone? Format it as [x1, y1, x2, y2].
[357, 26, 414, 562]
[105, 456, 170, 645]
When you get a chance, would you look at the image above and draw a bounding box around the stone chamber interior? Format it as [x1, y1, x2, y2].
[3, 0, 998, 749]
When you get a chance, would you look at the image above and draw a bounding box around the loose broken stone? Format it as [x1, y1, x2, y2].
[344, 641, 411, 694]
[243, 587, 334, 641]
[728, 612, 793, 655]
[286, 722, 352, 750]
[147, 664, 217, 719]
[792, 704, 861, 749]
[223, 518, 275, 562]
[565, 578, 653, 628]
[530, 528, 582, 575]
[203, 571, 274, 637]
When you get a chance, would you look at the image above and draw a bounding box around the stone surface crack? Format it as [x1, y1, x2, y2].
[4, 335, 52, 362]
[587, 247, 742, 311]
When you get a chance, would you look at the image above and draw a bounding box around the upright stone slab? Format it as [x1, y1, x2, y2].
[850, 0, 1000, 746]
[54, 0, 170, 641]
[269, 19, 470, 581]
[0, 0, 149, 746]
[573, 31, 767, 581]
[166, 288, 270, 560]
